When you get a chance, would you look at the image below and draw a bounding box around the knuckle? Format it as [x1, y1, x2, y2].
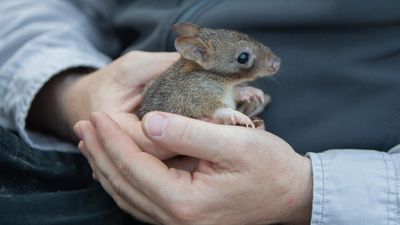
[109, 177, 124, 197]
[168, 201, 202, 223]
[117, 161, 132, 178]
[176, 120, 197, 147]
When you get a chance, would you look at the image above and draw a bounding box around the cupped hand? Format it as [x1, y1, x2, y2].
[74, 112, 312, 225]
[28, 51, 179, 142]
[65, 51, 180, 127]
[109, 113, 176, 161]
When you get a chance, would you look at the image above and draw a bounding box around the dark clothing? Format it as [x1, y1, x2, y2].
[0, 126, 141, 224]
[116, 0, 400, 153]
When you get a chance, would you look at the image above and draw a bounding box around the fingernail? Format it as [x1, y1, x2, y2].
[144, 113, 167, 136]
[73, 123, 82, 139]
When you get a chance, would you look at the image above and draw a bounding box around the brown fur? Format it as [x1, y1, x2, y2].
[138, 23, 280, 119]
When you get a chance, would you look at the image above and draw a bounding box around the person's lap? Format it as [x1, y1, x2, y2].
[0, 126, 147, 225]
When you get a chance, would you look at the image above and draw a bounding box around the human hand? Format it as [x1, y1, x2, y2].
[74, 112, 312, 225]
[109, 112, 177, 161]
[106, 109, 265, 165]
[28, 51, 179, 141]
[65, 51, 180, 129]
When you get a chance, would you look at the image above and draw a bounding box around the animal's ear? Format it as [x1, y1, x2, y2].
[175, 36, 210, 67]
[172, 22, 200, 37]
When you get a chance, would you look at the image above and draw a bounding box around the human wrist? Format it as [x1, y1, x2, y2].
[63, 70, 94, 123]
[27, 67, 94, 142]
[284, 156, 313, 225]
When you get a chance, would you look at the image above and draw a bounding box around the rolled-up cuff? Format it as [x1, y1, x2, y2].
[307, 149, 398, 225]
[8, 48, 110, 152]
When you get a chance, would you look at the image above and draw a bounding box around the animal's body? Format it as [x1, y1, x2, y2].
[139, 23, 280, 127]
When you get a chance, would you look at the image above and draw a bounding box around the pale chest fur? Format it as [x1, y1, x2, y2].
[222, 83, 237, 109]
[222, 78, 255, 110]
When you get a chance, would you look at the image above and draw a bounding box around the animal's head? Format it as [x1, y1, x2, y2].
[173, 22, 280, 79]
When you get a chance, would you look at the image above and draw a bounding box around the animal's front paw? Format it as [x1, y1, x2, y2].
[212, 108, 255, 128]
[234, 86, 270, 117]
[235, 86, 266, 105]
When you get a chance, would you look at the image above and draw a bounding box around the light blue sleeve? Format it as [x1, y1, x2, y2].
[0, 0, 119, 152]
[307, 144, 400, 225]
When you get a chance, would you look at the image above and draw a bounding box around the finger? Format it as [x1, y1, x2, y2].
[142, 112, 257, 164]
[87, 112, 177, 195]
[77, 122, 168, 223]
[111, 113, 176, 160]
[79, 142, 162, 225]
[77, 120, 139, 190]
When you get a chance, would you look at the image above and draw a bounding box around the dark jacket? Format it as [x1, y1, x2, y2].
[115, 0, 400, 153]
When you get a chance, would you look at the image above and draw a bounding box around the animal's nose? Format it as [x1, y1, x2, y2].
[271, 55, 281, 70]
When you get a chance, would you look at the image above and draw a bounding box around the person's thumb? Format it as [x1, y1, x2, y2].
[128, 51, 180, 85]
[141, 112, 256, 164]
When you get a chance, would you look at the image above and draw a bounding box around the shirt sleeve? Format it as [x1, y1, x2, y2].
[0, 0, 119, 152]
[307, 144, 400, 225]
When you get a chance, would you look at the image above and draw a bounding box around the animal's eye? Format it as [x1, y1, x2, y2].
[237, 52, 249, 64]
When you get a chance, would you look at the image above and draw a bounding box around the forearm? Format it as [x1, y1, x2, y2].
[0, 1, 115, 151]
[26, 68, 93, 143]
